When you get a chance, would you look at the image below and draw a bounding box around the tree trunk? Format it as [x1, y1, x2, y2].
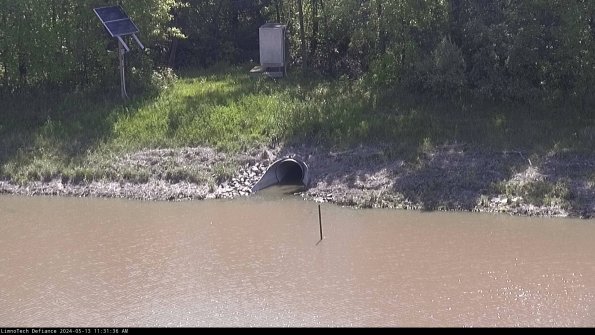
[0, 9, 6, 88]
[297, 0, 307, 70]
[168, 38, 179, 68]
[376, 0, 385, 54]
[308, 0, 319, 66]
[449, 0, 464, 47]
[2, 59, 8, 89]
[168, 7, 181, 68]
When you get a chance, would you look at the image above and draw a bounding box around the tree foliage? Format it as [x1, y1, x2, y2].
[0, 0, 180, 93]
[1, 0, 594, 107]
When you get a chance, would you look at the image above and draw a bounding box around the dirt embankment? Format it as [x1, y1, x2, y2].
[1, 144, 594, 219]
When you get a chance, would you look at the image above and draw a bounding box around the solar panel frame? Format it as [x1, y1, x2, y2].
[93, 5, 140, 37]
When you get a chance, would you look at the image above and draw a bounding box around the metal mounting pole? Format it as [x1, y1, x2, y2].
[118, 39, 128, 99]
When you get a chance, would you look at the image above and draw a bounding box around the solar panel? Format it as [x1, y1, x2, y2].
[93, 5, 145, 99]
[93, 5, 139, 37]
[104, 19, 139, 37]
[94, 6, 127, 22]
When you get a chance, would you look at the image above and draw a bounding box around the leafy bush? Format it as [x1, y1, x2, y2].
[407, 37, 465, 99]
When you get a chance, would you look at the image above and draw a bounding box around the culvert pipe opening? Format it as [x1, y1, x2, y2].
[251, 158, 310, 193]
[275, 160, 304, 184]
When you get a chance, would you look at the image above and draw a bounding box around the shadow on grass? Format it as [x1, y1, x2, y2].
[0, 85, 161, 181]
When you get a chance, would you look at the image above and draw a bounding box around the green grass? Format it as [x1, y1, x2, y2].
[1, 64, 593, 183]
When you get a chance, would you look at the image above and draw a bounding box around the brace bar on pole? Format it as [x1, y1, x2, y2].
[132, 34, 145, 50]
[117, 36, 130, 52]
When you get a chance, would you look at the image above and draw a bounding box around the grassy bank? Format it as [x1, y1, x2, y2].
[1, 64, 594, 211]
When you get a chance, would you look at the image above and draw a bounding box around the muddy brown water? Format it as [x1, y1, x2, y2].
[0, 194, 594, 327]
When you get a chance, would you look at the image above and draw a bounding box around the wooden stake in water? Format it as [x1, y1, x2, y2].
[318, 204, 323, 241]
